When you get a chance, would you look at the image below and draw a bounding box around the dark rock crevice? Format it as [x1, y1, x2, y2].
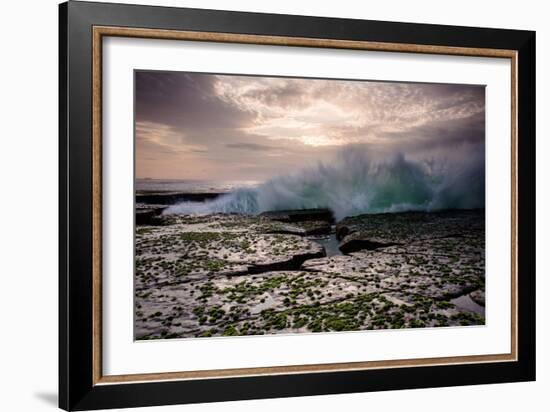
[260, 208, 334, 224]
[247, 250, 326, 274]
[260, 222, 331, 237]
[136, 206, 168, 225]
[339, 238, 401, 254]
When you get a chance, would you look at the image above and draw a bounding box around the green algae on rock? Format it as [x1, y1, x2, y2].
[134, 210, 485, 340]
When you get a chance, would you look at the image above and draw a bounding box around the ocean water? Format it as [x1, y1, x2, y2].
[136, 179, 259, 194]
[163, 149, 485, 221]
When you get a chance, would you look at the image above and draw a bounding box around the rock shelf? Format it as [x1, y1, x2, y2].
[135, 210, 485, 339]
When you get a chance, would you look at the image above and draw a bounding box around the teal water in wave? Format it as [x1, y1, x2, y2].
[164, 150, 484, 221]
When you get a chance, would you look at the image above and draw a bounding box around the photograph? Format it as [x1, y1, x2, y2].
[134, 71, 486, 340]
[53, 2, 537, 410]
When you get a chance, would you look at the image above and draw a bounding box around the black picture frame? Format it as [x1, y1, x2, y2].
[59, 1, 536, 410]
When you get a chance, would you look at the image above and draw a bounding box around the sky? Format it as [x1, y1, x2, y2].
[135, 71, 485, 181]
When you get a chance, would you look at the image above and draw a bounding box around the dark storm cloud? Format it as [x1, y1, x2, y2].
[135, 71, 485, 180]
[135, 71, 252, 130]
[375, 110, 485, 152]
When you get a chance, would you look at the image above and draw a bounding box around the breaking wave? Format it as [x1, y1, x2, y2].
[164, 149, 484, 221]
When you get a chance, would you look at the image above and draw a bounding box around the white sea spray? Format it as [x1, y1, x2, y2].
[164, 147, 484, 221]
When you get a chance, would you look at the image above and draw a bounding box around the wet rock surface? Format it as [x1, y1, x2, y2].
[260, 208, 334, 224]
[137, 192, 221, 205]
[136, 205, 168, 225]
[135, 210, 485, 340]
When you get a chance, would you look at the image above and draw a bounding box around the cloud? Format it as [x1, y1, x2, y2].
[136, 121, 207, 155]
[226, 142, 274, 151]
[135, 71, 485, 181]
[135, 71, 252, 130]
[210, 75, 484, 148]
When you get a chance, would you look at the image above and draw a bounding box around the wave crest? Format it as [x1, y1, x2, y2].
[164, 149, 484, 221]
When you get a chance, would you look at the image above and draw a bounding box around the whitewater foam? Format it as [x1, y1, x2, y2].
[164, 149, 484, 221]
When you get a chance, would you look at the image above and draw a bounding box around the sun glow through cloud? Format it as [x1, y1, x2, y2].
[135, 71, 485, 181]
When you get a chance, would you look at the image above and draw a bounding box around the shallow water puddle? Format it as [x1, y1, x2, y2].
[311, 233, 343, 257]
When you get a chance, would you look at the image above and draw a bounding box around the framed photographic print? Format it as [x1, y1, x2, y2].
[59, 1, 536, 410]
